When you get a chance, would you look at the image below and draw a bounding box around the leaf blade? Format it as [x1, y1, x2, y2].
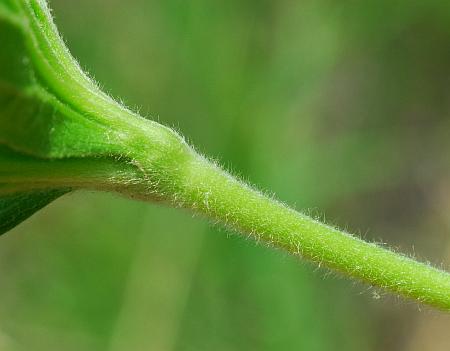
[0, 188, 69, 234]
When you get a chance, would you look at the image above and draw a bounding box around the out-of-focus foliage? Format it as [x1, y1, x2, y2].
[0, 0, 448, 350]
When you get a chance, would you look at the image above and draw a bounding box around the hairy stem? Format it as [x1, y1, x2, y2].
[1, 0, 449, 311]
[150, 152, 450, 310]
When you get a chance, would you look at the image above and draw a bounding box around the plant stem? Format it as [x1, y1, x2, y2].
[2, 0, 449, 311]
[157, 152, 450, 310]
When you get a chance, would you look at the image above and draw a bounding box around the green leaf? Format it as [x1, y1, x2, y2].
[0, 12, 121, 158]
[0, 188, 69, 234]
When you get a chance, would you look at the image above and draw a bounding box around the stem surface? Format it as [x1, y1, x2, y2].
[163, 153, 450, 310]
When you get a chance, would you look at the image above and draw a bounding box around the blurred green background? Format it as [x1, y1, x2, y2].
[1, 0, 450, 349]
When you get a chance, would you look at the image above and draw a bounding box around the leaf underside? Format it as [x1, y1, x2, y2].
[0, 188, 69, 235]
[0, 3, 110, 232]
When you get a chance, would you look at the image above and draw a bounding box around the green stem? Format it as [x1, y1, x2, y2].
[171, 154, 450, 310]
[1, 0, 449, 311]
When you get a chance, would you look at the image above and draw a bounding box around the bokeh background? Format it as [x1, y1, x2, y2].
[1, 0, 450, 349]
